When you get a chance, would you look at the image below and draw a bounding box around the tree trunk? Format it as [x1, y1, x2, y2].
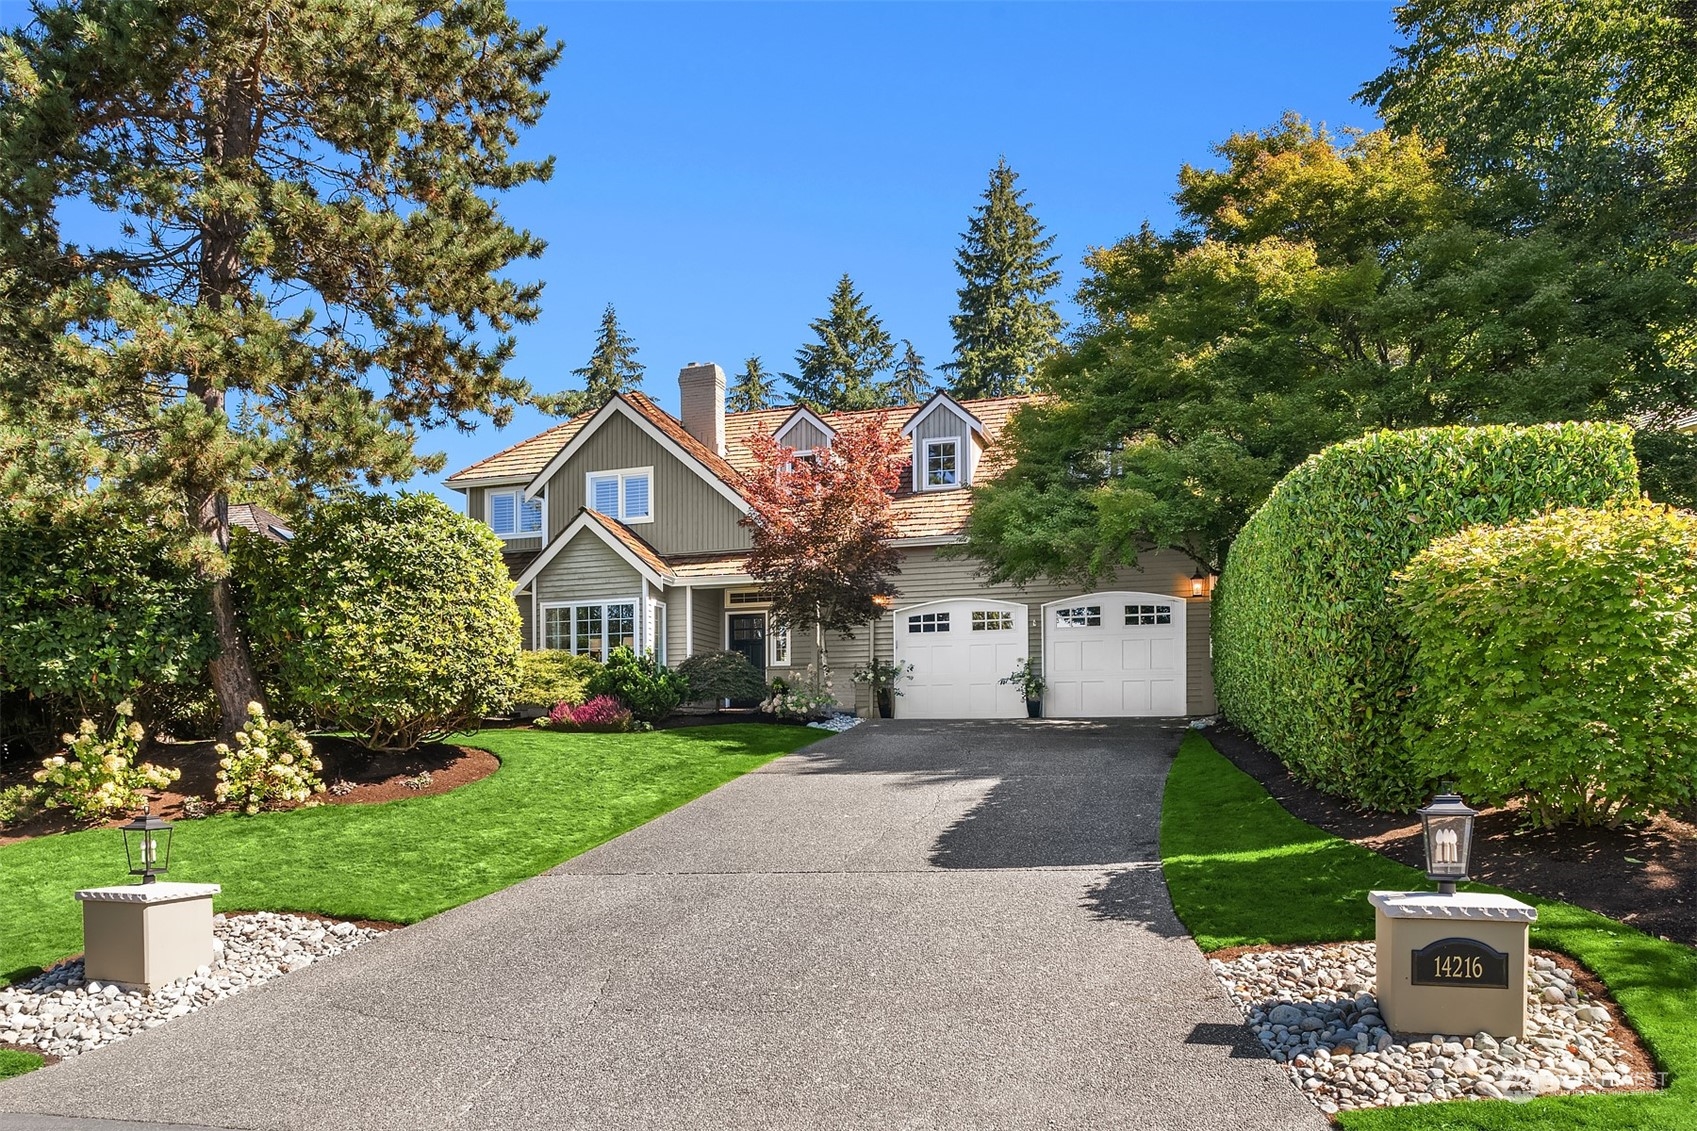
[207, 562, 264, 735]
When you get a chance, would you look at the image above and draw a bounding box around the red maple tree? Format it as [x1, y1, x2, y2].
[740, 415, 909, 680]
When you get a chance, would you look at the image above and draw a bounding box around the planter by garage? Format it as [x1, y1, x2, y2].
[1026, 698, 1042, 719]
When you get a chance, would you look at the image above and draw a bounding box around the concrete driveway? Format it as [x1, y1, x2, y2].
[0, 719, 1323, 1131]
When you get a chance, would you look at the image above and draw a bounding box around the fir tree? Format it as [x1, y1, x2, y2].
[0, 0, 560, 736]
[787, 275, 896, 411]
[571, 305, 644, 408]
[889, 341, 934, 406]
[945, 158, 1064, 398]
[728, 356, 775, 413]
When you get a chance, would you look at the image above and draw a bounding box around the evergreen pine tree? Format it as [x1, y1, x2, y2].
[786, 275, 896, 411]
[945, 158, 1064, 398]
[572, 305, 644, 408]
[889, 340, 934, 406]
[728, 356, 774, 412]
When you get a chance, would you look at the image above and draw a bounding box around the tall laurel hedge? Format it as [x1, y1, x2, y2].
[1394, 503, 1697, 828]
[1212, 423, 1640, 810]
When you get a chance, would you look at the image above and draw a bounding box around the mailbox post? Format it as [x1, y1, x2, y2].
[1371, 793, 1537, 1039]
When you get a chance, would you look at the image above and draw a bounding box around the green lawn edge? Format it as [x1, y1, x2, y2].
[1161, 732, 1697, 1131]
[0, 1049, 44, 1080]
[0, 724, 823, 987]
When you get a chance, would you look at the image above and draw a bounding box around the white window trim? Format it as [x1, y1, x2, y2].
[584, 465, 654, 525]
[486, 487, 546, 541]
[770, 623, 791, 667]
[539, 597, 641, 658]
[919, 436, 963, 491]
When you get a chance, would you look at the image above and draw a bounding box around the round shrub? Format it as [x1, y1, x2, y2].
[1394, 503, 1697, 828]
[676, 650, 767, 705]
[514, 650, 599, 712]
[588, 647, 688, 723]
[1213, 422, 1640, 810]
[0, 514, 215, 740]
[235, 493, 521, 752]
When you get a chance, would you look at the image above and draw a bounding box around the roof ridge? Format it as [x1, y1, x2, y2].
[445, 414, 584, 484]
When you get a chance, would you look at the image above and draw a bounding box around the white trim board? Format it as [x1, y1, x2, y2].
[508, 509, 672, 594]
[523, 396, 749, 514]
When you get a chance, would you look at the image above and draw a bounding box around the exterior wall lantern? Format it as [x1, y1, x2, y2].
[1418, 792, 1477, 895]
[1191, 568, 1206, 598]
[120, 804, 173, 884]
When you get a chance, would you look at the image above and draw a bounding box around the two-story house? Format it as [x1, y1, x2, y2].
[446, 362, 1217, 719]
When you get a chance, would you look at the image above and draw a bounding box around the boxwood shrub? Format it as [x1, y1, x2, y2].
[1394, 502, 1697, 827]
[236, 494, 521, 751]
[514, 650, 599, 712]
[1212, 422, 1640, 810]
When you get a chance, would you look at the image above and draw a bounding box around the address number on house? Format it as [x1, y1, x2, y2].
[1410, 937, 1509, 988]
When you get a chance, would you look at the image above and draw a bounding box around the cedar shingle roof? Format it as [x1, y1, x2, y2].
[227, 503, 293, 543]
[579, 507, 674, 580]
[445, 392, 1036, 541]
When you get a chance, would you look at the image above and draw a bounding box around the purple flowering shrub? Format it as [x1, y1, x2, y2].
[541, 694, 632, 733]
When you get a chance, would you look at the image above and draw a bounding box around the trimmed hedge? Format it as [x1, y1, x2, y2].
[1213, 423, 1640, 810]
[235, 494, 521, 752]
[514, 650, 598, 711]
[1394, 503, 1697, 828]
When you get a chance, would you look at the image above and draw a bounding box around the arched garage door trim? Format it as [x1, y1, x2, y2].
[1041, 591, 1187, 717]
[892, 598, 1029, 719]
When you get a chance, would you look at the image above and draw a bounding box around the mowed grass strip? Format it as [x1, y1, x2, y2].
[0, 1050, 43, 1079]
[1162, 733, 1697, 1131]
[0, 724, 821, 984]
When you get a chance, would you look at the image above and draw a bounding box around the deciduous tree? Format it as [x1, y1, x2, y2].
[787, 274, 896, 411]
[740, 416, 907, 684]
[0, 0, 561, 736]
[945, 158, 1064, 398]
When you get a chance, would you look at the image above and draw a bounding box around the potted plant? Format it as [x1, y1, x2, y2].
[852, 659, 914, 719]
[1000, 658, 1046, 718]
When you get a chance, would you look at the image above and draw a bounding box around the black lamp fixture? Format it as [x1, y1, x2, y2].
[1191, 567, 1207, 598]
[1418, 792, 1477, 896]
[120, 804, 173, 885]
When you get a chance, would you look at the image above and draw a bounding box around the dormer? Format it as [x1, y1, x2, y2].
[773, 406, 836, 459]
[900, 393, 987, 491]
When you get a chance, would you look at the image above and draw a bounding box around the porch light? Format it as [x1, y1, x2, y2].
[872, 593, 894, 610]
[1191, 568, 1206, 598]
[120, 804, 173, 885]
[1418, 792, 1477, 895]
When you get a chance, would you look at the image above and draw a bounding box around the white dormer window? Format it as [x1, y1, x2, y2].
[923, 438, 960, 489]
[586, 466, 653, 524]
[488, 489, 543, 539]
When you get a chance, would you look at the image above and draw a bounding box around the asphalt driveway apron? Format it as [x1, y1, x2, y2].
[0, 719, 1324, 1131]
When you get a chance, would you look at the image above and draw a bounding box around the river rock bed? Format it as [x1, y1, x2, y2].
[0, 912, 382, 1059]
[1211, 942, 1642, 1114]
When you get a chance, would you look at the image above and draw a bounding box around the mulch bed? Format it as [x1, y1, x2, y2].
[1205, 724, 1697, 947]
[0, 735, 499, 848]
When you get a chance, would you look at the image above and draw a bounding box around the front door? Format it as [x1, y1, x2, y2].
[727, 612, 767, 707]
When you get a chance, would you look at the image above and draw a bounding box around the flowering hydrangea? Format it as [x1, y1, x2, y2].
[32, 700, 180, 822]
[761, 665, 841, 721]
[538, 694, 632, 732]
[214, 702, 326, 815]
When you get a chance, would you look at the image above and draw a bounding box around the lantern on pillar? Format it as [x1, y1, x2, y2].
[120, 805, 174, 885]
[1418, 792, 1477, 895]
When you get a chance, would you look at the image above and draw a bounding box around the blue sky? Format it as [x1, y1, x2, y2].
[426, 2, 1404, 499]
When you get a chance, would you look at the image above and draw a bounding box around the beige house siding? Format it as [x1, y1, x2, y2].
[515, 586, 537, 651]
[691, 587, 725, 655]
[533, 534, 642, 608]
[467, 485, 543, 555]
[540, 412, 750, 557]
[664, 587, 691, 661]
[777, 417, 832, 451]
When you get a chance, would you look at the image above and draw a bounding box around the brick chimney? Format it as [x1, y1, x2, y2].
[677, 362, 726, 456]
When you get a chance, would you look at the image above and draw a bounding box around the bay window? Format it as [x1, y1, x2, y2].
[542, 600, 638, 659]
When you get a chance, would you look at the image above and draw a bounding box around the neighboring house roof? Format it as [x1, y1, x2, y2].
[446, 392, 1036, 542]
[1676, 413, 1697, 433]
[227, 503, 293, 543]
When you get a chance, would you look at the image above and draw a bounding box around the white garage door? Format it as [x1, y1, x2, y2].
[1043, 592, 1187, 717]
[893, 599, 1029, 719]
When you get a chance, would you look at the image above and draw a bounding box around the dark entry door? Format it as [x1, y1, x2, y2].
[727, 612, 767, 707]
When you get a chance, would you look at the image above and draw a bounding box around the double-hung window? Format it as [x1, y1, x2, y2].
[542, 600, 638, 659]
[586, 467, 653, 523]
[487, 488, 543, 539]
[923, 438, 960, 489]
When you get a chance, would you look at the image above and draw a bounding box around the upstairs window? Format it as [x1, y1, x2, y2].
[586, 467, 653, 523]
[487, 489, 543, 539]
[923, 438, 960, 489]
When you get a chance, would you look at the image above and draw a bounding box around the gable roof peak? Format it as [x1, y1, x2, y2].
[899, 390, 987, 437]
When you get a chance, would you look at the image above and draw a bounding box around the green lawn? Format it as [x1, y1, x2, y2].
[1162, 732, 1697, 1130]
[0, 1050, 43, 1079]
[0, 724, 821, 985]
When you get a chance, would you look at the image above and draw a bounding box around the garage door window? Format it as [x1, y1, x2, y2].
[1054, 605, 1101, 628]
[908, 612, 951, 633]
[1125, 603, 1173, 626]
[971, 610, 1014, 631]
